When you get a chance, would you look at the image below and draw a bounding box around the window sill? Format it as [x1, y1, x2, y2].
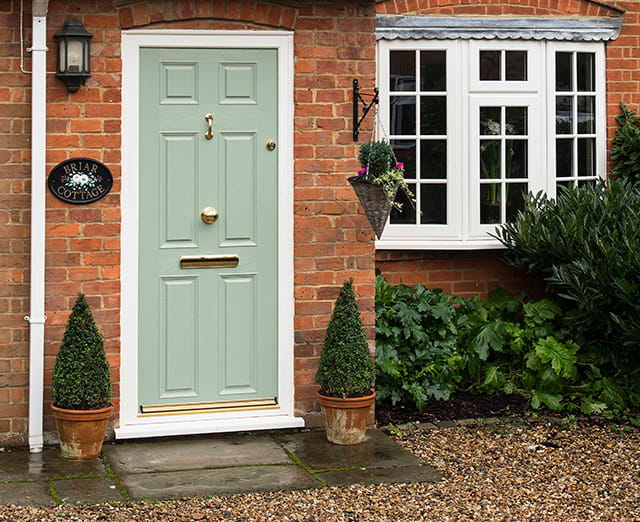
[375, 237, 507, 251]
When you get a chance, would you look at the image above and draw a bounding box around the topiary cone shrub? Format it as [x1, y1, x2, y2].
[316, 279, 375, 399]
[52, 293, 111, 411]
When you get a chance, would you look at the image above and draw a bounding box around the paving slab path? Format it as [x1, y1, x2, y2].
[0, 429, 440, 507]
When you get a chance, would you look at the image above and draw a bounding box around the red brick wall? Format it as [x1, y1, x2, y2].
[374, 0, 635, 298]
[376, 250, 545, 299]
[3, 0, 640, 446]
[290, 3, 377, 424]
[0, 0, 377, 445]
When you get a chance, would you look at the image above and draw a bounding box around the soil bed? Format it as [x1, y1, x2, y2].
[376, 392, 639, 427]
[376, 392, 533, 426]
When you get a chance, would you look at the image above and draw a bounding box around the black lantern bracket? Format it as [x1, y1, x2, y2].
[352, 79, 379, 142]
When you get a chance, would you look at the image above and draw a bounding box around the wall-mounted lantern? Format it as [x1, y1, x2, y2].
[55, 19, 92, 93]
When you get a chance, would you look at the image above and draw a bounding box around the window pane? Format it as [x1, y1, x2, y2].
[390, 183, 417, 224]
[578, 179, 596, 188]
[577, 96, 595, 134]
[480, 107, 501, 135]
[391, 140, 416, 179]
[480, 50, 501, 81]
[505, 51, 527, 81]
[556, 52, 572, 91]
[480, 140, 501, 179]
[557, 180, 573, 192]
[506, 107, 527, 135]
[420, 184, 447, 224]
[420, 96, 446, 135]
[420, 51, 446, 91]
[506, 140, 527, 179]
[420, 140, 447, 179]
[556, 139, 573, 178]
[480, 184, 501, 224]
[578, 138, 596, 177]
[390, 96, 416, 135]
[577, 53, 595, 92]
[506, 183, 527, 222]
[556, 96, 573, 134]
[390, 51, 415, 91]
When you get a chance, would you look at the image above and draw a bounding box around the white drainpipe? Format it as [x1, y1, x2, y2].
[26, 13, 47, 453]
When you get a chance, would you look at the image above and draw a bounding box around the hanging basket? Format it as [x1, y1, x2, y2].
[348, 176, 398, 240]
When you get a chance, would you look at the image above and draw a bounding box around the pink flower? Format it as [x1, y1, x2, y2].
[358, 167, 368, 176]
[395, 162, 404, 170]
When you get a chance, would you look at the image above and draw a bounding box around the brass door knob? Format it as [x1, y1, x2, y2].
[201, 207, 219, 224]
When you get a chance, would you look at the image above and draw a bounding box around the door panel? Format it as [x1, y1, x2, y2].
[160, 276, 198, 399]
[220, 132, 257, 244]
[162, 134, 199, 245]
[219, 274, 257, 395]
[138, 47, 279, 412]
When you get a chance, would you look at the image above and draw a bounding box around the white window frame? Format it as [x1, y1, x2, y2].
[377, 40, 463, 242]
[546, 41, 607, 198]
[469, 39, 543, 93]
[376, 38, 606, 250]
[468, 94, 544, 239]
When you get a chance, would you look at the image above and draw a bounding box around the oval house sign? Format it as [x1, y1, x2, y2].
[48, 158, 113, 204]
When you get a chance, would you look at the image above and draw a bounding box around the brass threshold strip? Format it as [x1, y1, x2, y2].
[139, 397, 277, 416]
[180, 255, 239, 269]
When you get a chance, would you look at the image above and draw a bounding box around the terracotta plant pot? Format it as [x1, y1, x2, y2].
[316, 391, 376, 445]
[51, 404, 113, 460]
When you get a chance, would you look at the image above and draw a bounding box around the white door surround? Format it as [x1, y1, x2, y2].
[118, 30, 301, 439]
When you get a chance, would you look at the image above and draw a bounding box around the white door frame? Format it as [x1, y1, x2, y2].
[118, 30, 302, 439]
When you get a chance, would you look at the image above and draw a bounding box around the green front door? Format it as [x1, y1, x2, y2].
[138, 47, 279, 414]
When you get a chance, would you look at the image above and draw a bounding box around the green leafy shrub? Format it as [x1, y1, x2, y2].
[457, 289, 621, 414]
[375, 277, 637, 416]
[316, 279, 375, 398]
[610, 103, 640, 185]
[375, 275, 465, 411]
[52, 294, 111, 410]
[493, 180, 640, 389]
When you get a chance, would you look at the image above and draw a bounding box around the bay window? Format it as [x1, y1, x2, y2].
[375, 17, 619, 249]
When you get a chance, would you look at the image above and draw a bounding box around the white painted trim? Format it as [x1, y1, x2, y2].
[116, 415, 304, 440]
[27, 15, 48, 454]
[375, 238, 505, 250]
[376, 39, 463, 241]
[468, 40, 542, 93]
[375, 38, 605, 251]
[118, 30, 301, 439]
[468, 93, 544, 239]
[545, 41, 606, 198]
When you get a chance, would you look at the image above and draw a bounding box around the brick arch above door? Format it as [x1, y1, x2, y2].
[114, 0, 299, 30]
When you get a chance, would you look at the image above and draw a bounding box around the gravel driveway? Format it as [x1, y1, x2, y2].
[1, 419, 638, 521]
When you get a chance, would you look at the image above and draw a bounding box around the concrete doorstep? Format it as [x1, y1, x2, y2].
[0, 430, 441, 507]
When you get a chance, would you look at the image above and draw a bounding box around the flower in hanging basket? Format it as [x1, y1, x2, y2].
[348, 140, 415, 239]
[354, 140, 414, 211]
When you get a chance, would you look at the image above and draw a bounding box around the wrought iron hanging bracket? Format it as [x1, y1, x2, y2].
[352, 79, 379, 142]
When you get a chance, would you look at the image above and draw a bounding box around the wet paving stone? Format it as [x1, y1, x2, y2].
[0, 481, 55, 507]
[104, 433, 292, 474]
[53, 477, 126, 505]
[120, 464, 320, 501]
[0, 447, 107, 481]
[273, 430, 422, 471]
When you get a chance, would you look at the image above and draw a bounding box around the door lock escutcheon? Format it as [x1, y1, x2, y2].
[201, 207, 219, 224]
[266, 140, 277, 151]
